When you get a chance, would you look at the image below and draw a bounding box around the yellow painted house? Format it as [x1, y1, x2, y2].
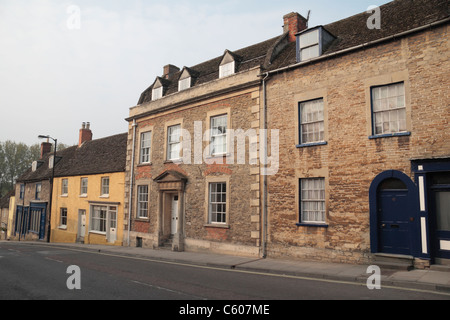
[50, 125, 127, 246]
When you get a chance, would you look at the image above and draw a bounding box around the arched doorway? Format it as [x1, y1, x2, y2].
[369, 170, 419, 256]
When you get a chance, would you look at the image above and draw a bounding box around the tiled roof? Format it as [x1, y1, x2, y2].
[137, 0, 448, 104]
[16, 133, 127, 182]
[137, 36, 280, 104]
[268, 0, 449, 70]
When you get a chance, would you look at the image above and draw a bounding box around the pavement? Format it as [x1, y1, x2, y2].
[4, 241, 450, 295]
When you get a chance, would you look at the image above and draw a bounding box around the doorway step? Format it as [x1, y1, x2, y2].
[371, 253, 414, 271]
[159, 235, 173, 250]
[431, 258, 450, 272]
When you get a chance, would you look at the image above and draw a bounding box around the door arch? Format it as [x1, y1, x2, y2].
[369, 170, 419, 255]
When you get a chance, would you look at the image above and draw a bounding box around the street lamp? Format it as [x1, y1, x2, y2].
[38, 135, 57, 243]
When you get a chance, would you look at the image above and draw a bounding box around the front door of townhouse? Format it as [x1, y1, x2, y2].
[429, 172, 450, 260]
[377, 178, 412, 255]
[77, 210, 86, 243]
[171, 194, 179, 235]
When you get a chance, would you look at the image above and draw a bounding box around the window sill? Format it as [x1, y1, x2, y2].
[137, 163, 152, 167]
[296, 223, 328, 228]
[369, 132, 411, 139]
[296, 141, 327, 148]
[206, 153, 231, 159]
[58, 225, 67, 230]
[204, 223, 230, 229]
[89, 230, 106, 236]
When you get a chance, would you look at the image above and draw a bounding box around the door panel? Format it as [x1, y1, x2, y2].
[378, 190, 411, 255]
[171, 195, 178, 235]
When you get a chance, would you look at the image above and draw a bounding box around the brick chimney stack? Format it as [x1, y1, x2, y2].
[283, 12, 308, 42]
[78, 122, 93, 147]
[163, 64, 180, 80]
[40, 141, 52, 159]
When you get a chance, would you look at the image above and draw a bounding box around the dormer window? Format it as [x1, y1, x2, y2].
[297, 26, 335, 62]
[299, 29, 320, 61]
[219, 50, 239, 78]
[219, 61, 235, 78]
[152, 86, 163, 101]
[178, 77, 191, 91]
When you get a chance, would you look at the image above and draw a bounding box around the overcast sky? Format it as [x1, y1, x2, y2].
[0, 0, 391, 146]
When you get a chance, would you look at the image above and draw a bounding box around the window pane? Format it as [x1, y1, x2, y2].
[372, 82, 406, 135]
[300, 99, 324, 144]
[299, 29, 319, 48]
[209, 182, 227, 224]
[300, 178, 325, 223]
[435, 191, 450, 231]
[301, 45, 320, 61]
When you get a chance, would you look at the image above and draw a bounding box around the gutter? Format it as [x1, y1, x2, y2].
[262, 17, 450, 76]
[261, 72, 269, 259]
[127, 119, 137, 246]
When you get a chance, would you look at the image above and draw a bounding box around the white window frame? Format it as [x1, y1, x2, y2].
[60, 208, 68, 227]
[137, 185, 149, 219]
[219, 61, 235, 78]
[61, 179, 68, 195]
[210, 114, 228, 155]
[140, 131, 152, 164]
[89, 204, 117, 235]
[299, 98, 325, 144]
[178, 77, 191, 91]
[152, 86, 163, 101]
[300, 178, 326, 224]
[167, 124, 181, 161]
[101, 177, 110, 197]
[299, 29, 320, 61]
[371, 82, 406, 135]
[208, 182, 227, 224]
[80, 177, 88, 196]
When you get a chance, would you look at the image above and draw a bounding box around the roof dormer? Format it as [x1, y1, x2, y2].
[151, 77, 170, 101]
[178, 67, 198, 91]
[219, 50, 240, 78]
[296, 26, 335, 62]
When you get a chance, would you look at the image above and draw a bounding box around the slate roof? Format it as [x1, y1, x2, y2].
[137, 0, 449, 104]
[16, 133, 127, 183]
[268, 0, 450, 70]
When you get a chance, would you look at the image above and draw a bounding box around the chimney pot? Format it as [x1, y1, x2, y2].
[283, 12, 308, 43]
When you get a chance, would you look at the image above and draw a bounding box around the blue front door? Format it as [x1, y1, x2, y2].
[378, 187, 412, 255]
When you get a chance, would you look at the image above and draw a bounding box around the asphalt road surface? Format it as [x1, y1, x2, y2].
[1, 242, 448, 307]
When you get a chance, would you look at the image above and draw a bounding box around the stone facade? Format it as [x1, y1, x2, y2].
[264, 23, 449, 264]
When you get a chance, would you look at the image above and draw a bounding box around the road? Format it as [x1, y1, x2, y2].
[0, 242, 448, 306]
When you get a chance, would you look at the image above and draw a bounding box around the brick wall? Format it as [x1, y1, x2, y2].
[125, 85, 263, 254]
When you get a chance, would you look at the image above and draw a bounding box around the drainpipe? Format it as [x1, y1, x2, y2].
[127, 119, 137, 246]
[261, 72, 269, 258]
